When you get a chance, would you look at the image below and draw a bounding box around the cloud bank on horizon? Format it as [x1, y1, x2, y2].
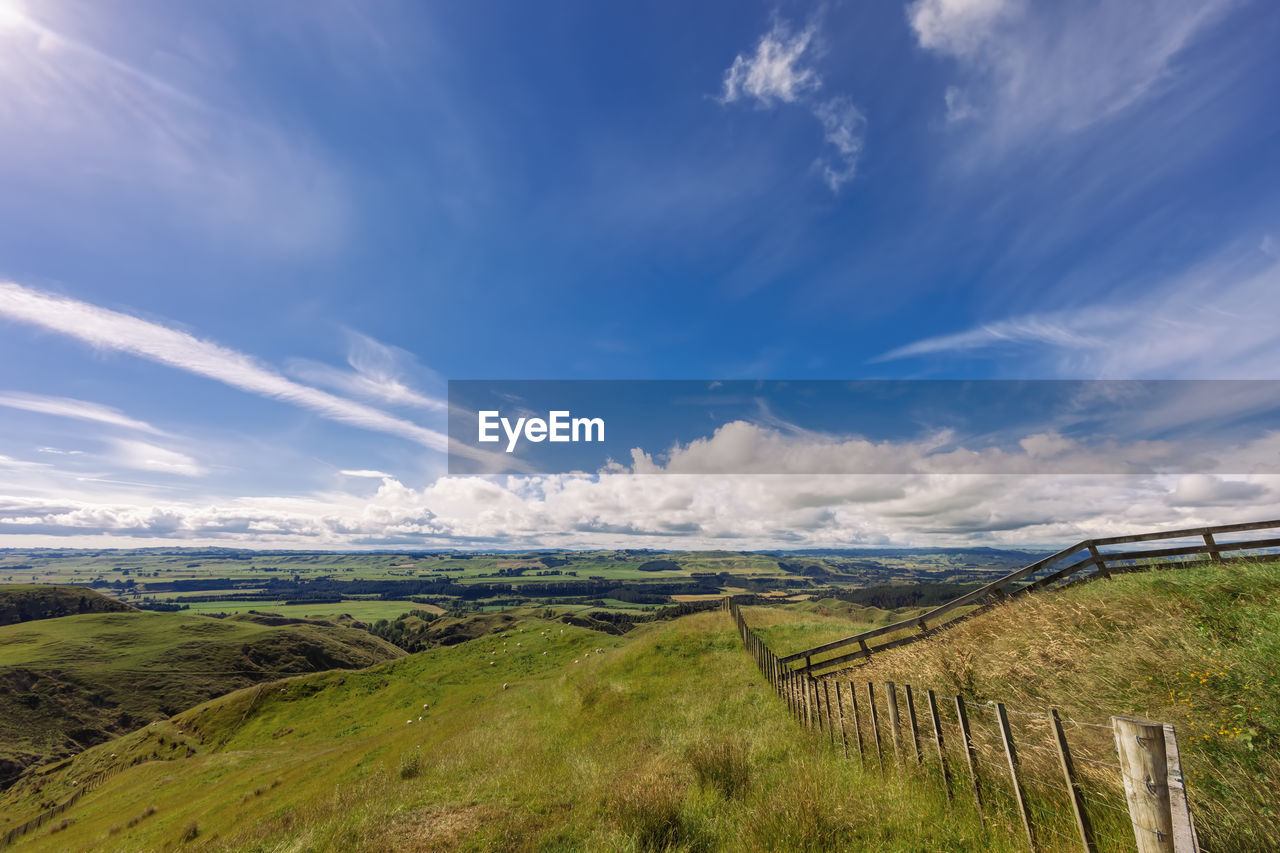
[0, 0, 1277, 549]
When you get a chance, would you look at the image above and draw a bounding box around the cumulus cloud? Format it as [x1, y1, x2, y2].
[5, 416, 1279, 548]
[719, 19, 867, 192]
[1170, 474, 1268, 507]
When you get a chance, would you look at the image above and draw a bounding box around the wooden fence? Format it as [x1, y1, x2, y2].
[781, 519, 1280, 676]
[726, 598, 1200, 852]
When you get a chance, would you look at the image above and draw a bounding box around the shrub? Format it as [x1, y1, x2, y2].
[399, 751, 421, 779]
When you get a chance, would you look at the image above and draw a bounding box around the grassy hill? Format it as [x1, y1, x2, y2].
[0, 612, 1016, 852]
[0, 610, 404, 789]
[815, 559, 1280, 852]
[2, 561, 1275, 851]
[0, 585, 134, 626]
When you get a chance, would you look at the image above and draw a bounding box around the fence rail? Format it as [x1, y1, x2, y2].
[726, 598, 1201, 852]
[781, 518, 1280, 675]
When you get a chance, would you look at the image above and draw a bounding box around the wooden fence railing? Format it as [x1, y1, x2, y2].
[781, 519, 1280, 676]
[725, 598, 1200, 853]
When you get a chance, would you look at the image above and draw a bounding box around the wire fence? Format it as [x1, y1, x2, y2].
[726, 597, 1202, 853]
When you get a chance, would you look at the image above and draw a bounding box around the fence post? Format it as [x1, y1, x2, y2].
[1087, 542, 1111, 579]
[1112, 716, 1177, 853]
[867, 683, 884, 776]
[927, 689, 953, 802]
[995, 702, 1036, 850]
[1050, 709, 1097, 853]
[955, 696, 984, 826]
[1162, 723, 1199, 853]
[849, 681, 865, 767]
[885, 682, 904, 770]
[1202, 532, 1223, 563]
[823, 681, 837, 747]
[904, 684, 923, 766]
[834, 681, 849, 759]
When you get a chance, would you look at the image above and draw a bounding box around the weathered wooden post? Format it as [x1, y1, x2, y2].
[904, 684, 923, 766]
[927, 689, 953, 802]
[823, 681, 838, 747]
[849, 681, 865, 767]
[955, 696, 984, 826]
[885, 681, 904, 770]
[1162, 723, 1199, 852]
[834, 681, 850, 759]
[995, 702, 1035, 850]
[1112, 716, 1177, 853]
[867, 682, 884, 776]
[1049, 709, 1097, 853]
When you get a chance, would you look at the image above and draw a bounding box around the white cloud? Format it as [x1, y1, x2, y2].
[340, 469, 393, 479]
[812, 96, 867, 191]
[1170, 474, 1268, 507]
[287, 330, 447, 412]
[111, 439, 205, 477]
[0, 281, 455, 452]
[909, 0, 1239, 143]
[5, 416, 1279, 548]
[0, 4, 347, 252]
[0, 391, 165, 434]
[874, 238, 1280, 379]
[907, 0, 1020, 59]
[721, 21, 821, 106]
[720, 19, 867, 194]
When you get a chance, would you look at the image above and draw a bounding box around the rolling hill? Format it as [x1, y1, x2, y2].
[0, 607, 404, 790]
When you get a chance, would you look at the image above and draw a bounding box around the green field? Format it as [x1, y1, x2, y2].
[0, 605, 403, 788]
[177, 599, 443, 623]
[0, 612, 1016, 852]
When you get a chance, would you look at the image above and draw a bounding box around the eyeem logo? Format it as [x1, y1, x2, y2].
[478, 410, 605, 453]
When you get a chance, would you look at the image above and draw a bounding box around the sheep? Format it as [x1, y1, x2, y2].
[502, 683, 509, 690]
[489, 661, 496, 666]
[422, 703, 429, 709]
[406, 719, 413, 725]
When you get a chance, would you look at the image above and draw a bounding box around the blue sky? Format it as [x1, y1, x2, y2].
[1, 0, 1279, 548]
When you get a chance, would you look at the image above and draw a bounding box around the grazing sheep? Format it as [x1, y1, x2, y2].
[489, 661, 496, 666]
[503, 683, 509, 690]
[406, 720, 413, 725]
[423, 704, 429, 709]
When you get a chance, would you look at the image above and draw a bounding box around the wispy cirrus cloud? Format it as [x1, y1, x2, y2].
[0, 281, 452, 451]
[286, 330, 447, 412]
[908, 0, 1240, 144]
[719, 19, 867, 192]
[0, 391, 165, 435]
[874, 236, 1280, 378]
[0, 1, 347, 252]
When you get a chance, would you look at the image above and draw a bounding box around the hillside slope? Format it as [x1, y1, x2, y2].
[0, 585, 134, 626]
[0, 612, 1017, 852]
[836, 559, 1280, 851]
[0, 610, 404, 788]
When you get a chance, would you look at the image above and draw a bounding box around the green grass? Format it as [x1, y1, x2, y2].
[838, 559, 1280, 852]
[0, 610, 403, 786]
[177, 599, 441, 622]
[742, 598, 921, 656]
[1, 612, 1025, 852]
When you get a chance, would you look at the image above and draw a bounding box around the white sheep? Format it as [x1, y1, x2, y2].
[503, 683, 509, 690]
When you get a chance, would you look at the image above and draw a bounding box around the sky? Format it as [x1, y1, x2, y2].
[1, 0, 1279, 550]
